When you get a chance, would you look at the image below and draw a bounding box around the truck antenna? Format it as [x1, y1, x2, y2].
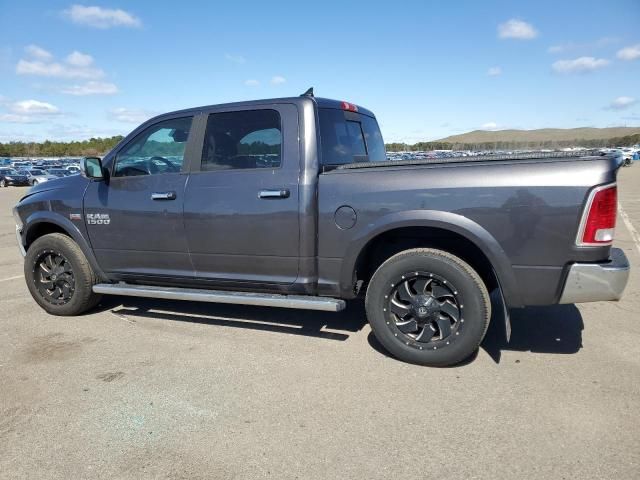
[301, 87, 314, 97]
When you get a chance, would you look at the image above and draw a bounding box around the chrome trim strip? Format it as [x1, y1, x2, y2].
[575, 182, 616, 247]
[93, 283, 346, 312]
[559, 248, 630, 304]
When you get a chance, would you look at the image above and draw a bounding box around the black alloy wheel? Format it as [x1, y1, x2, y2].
[34, 250, 76, 305]
[385, 272, 462, 349]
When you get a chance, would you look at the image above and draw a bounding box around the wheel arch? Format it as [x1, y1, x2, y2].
[22, 212, 108, 282]
[341, 210, 522, 307]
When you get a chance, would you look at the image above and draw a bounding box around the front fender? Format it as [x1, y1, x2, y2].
[22, 211, 108, 282]
[340, 209, 523, 307]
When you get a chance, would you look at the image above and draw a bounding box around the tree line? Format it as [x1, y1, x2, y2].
[0, 136, 124, 158]
[1, 133, 639, 158]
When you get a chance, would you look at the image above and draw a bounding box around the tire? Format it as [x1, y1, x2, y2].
[365, 248, 490, 367]
[0, 179, 5, 187]
[32, 180, 39, 186]
[24, 233, 102, 316]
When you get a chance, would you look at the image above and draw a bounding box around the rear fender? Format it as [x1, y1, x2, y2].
[341, 209, 523, 308]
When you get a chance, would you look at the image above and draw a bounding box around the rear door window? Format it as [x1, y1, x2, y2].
[318, 108, 386, 166]
[201, 109, 282, 171]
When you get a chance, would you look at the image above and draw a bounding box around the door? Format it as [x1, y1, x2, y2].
[84, 115, 196, 278]
[183, 104, 300, 285]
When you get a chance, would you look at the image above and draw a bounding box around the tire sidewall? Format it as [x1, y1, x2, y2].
[366, 249, 490, 366]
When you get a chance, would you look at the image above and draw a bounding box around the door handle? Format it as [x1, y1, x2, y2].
[151, 191, 177, 200]
[259, 189, 290, 199]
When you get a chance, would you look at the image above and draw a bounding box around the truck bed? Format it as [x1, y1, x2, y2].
[336, 150, 607, 170]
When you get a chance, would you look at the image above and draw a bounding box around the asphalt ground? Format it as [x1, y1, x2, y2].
[1, 168, 639, 479]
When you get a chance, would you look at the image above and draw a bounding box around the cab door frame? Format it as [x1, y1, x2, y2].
[181, 102, 302, 290]
[83, 111, 204, 281]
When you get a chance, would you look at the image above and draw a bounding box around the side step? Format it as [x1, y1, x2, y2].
[92, 283, 346, 312]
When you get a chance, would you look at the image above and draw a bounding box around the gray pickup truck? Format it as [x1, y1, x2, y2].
[13, 91, 630, 366]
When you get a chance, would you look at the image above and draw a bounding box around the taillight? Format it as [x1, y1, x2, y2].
[577, 183, 617, 246]
[341, 101, 358, 112]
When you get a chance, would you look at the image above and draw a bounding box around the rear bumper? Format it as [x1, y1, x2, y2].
[559, 248, 630, 304]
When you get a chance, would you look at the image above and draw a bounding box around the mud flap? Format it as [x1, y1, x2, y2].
[499, 286, 511, 342]
[489, 285, 511, 343]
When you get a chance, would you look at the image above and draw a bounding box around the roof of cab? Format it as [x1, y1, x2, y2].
[146, 95, 376, 123]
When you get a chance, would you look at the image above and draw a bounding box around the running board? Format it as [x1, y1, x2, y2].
[92, 283, 346, 312]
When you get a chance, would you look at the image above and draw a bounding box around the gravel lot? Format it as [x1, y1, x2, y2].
[1, 168, 639, 479]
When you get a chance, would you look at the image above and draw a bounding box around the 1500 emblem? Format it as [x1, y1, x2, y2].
[86, 213, 110, 225]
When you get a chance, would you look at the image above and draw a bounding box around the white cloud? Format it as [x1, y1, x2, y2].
[498, 19, 538, 40]
[63, 4, 141, 29]
[244, 79, 260, 87]
[481, 122, 499, 130]
[16, 47, 105, 79]
[17, 59, 104, 79]
[108, 107, 157, 123]
[487, 66, 502, 76]
[616, 44, 640, 61]
[548, 37, 619, 54]
[61, 81, 118, 95]
[608, 96, 637, 110]
[65, 51, 94, 67]
[225, 53, 246, 64]
[552, 56, 610, 74]
[0, 99, 61, 124]
[11, 99, 59, 115]
[0, 114, 37, 123]
[270, 75, 286, 85]
[25, 45, 52, 61]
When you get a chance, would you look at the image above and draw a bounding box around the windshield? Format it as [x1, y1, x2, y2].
[318, 108, 386, 166]
[30, 169, 45, 175]
[1, 168, 19, 175]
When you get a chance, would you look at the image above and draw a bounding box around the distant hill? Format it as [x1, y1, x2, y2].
[437, 127, 640, 145]
[385, 126, 640, 152]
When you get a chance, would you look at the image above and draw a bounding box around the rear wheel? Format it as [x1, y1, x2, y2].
[365, 248, 490, 366]
[24, 233, 102, 316]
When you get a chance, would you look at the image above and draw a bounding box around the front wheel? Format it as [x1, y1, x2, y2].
[24, 233, 102, 316]
[0, 179, 6, 187]
[365, 248, 490, 367]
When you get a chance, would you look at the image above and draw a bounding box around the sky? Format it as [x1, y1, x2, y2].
[0, 0, 639, 143]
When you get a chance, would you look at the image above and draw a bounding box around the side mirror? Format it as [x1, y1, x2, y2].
[81, 157, 104, 180]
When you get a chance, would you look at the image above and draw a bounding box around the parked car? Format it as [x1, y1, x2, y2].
[0, 167, 30, 187]
[18, 168, 57, 186]
[46, 168, 73, 178]
[13, 93, 630, 366]
[66, 165, 81, 174]
[11, 161, 32, 169]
